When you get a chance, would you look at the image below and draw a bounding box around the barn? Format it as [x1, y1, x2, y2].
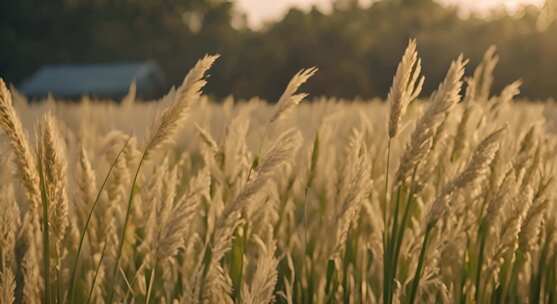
[19, 62, 165, 100]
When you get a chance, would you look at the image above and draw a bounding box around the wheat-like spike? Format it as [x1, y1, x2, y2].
[22, 219, 42, 304]
[78, 144, 97, 206]
[219, 128, 302, 224]
[332, 129, 369, 258]
[211, 129, 302, 264]
[195, 123, 219, 154]
[520, 145, 541, 190]
[270, 67, 317, 123]
[484, 169, 517, 225]
[488, 80, 522, 116]
[470, 46, 499, 102]
[0, 79, 41, 210]
[396, 56, 467, 184]
[145, 55, 219, 158]
[201, 128, 301, 302]
[388, 39, 425, 138]
[518, 124, 538, 156]
[427, 126, 505, 225]
[151, 167, 207, 265]
[0, 187, 19, 304]
[483, 186, 533, 282]
[451, 103, 474, 161]
[242, 236, 279, 304]
[498, 80, 522, 104]
[0, 186, 19, 267]
[0, 268, 15, 304]
[518, 198, 549, 254]
[37, 113, 69, 244]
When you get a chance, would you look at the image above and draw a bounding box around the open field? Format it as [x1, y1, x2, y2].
[1, 45, 557, 303]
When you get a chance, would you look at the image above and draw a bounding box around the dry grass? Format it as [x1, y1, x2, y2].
[1, 44, 557, 304]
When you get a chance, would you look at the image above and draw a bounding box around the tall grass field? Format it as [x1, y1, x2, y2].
[1, 42, 557, 303]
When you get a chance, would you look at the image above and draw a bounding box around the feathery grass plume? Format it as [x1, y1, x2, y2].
[220, 128, 302, 224]
[396, 56, 467, 185]
[0, 186, 18, 304]
[0, 269, 15, 304]
[427, 126, 505, 225]
[77, 144, 98, 234]
[0, 79, 41, 209]
[107, 54, 218, 302]
[241, 237, 279, 304]
[488, 80, 522, 117]
[0, 186, 19, 266]
[22, 227, 42, 304]
[517, 182, 551, 256]
[520, 145, 542, 190]
[144, 165, 207, 266]
[141, 164, 179, 302]
[331, 129, 370, 258]
[517, 124, 538, 161]
[36, 113, 70, 304]
[462, 77, 477, 104]
[144, 55, 219, 159]
[78, 145, 97, 205]
[195, 123, 219, 154]
[451, 103, 474, 161]
[388, 39, 425, 138]
[270, 67, 317, 123]
[201, 129, 302, 302]
[470, 46, 499, 102]
[37, 113, 70, 245]
[484, 170, 517, 226]
[203, 129, 300, 286]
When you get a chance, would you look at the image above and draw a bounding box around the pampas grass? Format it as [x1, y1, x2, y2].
[1, 43, 557, 304]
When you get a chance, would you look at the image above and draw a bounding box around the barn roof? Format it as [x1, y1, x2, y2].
[20, 62, 164, 99]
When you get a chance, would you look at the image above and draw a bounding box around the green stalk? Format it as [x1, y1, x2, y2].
[457, 237, 471, 304]
[384, 186, 402, 304]
[506, 250, 524, 303]
[530, 236, 549, 304]
[545, 254, 556, 303]
[408, 223, 434, 304]
[384, 138, 391, 228]
[391, 167, 418, 295]
[39, 160, 51, 304]
[67, 139, 130, 303]
[474, 220, 488, 303]
[144, 260, 158, 304]
[382, 138, 392, 304]
[230, 226, 245, 301]
[108, 151, 148, 303]
[325, 259, 336, 303]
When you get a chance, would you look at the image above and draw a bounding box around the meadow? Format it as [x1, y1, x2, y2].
[1, 41, 557, 303]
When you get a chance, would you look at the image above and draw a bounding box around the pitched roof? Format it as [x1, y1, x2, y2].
[20, 62, 164, 99]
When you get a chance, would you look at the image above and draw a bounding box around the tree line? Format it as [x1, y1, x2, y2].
[1, 0, 556, 100]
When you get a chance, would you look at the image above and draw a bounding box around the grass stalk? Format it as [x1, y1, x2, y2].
[474, 220, 488, 303]
[408, 222, 434, 304]
[67, 138, 131, 303]
[39, 160, 51, 304]
[107, 151, 148, 303]
[144, 261, 158, 304]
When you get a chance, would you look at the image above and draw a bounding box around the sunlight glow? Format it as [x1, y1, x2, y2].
[236, 0, 545, 27]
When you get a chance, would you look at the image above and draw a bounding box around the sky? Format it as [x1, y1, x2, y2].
[236, 0, 545, 27]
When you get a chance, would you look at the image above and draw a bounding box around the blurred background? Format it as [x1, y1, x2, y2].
[0, 0, 556, 101]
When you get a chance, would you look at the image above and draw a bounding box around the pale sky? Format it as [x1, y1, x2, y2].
[236, 0, 545, 27]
